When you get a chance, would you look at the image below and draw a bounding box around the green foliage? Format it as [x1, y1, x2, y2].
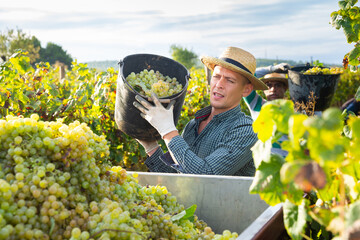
[170, 204, 197, 222]
[0, 28, 73, 67]
[356, 85, 360, 100]
[250, 99, 360, 239]
[313, 60, 324, 67]
[331, 68, 360, 107]
[331, 0, 360, 69]
[0, 28, 40, 64]
[0, 50, 144, 170]
[170, 45, 200, 70]
[0, 51, 215, 171]
[40, 42, 73, 67]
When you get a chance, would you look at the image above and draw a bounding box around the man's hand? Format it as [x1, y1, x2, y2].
[270, 63, 290, 73]
[136, 139, 159, 155]
[133, 92, 178, 138]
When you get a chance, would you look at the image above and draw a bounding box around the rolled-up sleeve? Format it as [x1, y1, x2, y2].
[145, 147, 177, 173]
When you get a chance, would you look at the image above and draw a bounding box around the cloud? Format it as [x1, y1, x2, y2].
[0, 0, 350, 64]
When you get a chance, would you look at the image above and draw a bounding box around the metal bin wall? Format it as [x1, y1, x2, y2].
[132, 172, 285, 240]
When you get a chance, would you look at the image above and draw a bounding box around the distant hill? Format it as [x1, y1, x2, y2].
[256, 58, 304, 68]
[84, 60, 119, 71]
[84, 59, 341, 71]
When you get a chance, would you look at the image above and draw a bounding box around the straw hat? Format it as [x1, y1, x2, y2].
[201, 47, 268, 90]
[262, 73, 288, 88]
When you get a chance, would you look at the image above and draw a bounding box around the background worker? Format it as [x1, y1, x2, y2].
[245, 64, 290, 157]
[134, 47, 268, 176]
[244, 69, 289, 120]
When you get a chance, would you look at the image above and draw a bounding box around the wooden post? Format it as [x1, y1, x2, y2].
[55, 60, 66, 80]
[59, 65, 65, 80]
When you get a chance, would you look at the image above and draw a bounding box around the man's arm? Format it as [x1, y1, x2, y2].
[144, 147, 178, 173]
[255, 63, 290, 78]
[243, 90, 267, 121]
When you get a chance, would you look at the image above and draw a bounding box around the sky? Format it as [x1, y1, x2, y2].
[0, 0, 353, 65]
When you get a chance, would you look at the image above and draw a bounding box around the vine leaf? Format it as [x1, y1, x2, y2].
[171, 204, 197, 222]
[249, 154, 286, 206]
[283, 199, 309, 240]
[355, 86, 360, 101]
[348, 46, 360, 66]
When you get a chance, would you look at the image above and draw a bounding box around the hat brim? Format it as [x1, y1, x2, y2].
[262, 77, 288, 88]
[201, 56, 268, 90]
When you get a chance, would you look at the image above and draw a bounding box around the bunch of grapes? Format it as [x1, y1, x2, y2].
[0, 114, 238, 240]
[126, 69, 183, 98]
[303, 66, 344, 75]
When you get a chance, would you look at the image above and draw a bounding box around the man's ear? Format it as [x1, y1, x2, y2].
[242, 83, 254, 97]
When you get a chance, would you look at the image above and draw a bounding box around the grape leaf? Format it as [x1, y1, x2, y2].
[253, 109, 275, 142]
[355, 86, 360, 101]
[283, 199, 309, 240]
[308, 207, 338, 228]
[249, 154, 286, 206]
[339, 0, 358, 10]
[288, 114, 307, 150]
[171, 204, 197, 222]
[268, 99, 294, 134]
[346, 200, 360, 227]
[251, 139, 272, 169]
[348, 46, 360, 66]
[49, 217, 55, 235]
[280, 161, 304, 185]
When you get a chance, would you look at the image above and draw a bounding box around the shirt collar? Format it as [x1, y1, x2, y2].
[195, 105, 242, 121]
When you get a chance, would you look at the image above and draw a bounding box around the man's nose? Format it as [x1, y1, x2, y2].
[215, 76, 225, 88]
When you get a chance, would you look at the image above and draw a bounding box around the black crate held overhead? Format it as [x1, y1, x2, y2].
[288, 65, 341, 111]
[114, 54, 190, 141]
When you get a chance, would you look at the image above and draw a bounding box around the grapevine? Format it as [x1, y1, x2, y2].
[250, 100, 360, 240]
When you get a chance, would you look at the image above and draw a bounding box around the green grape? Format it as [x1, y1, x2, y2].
[0, 115, 239, 240]
[303, 66, 344, 75]
[126, 69, 183, 97]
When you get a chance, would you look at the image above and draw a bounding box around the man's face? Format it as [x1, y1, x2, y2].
[210, 66, 253, 114]
[264, 81, 287, 101]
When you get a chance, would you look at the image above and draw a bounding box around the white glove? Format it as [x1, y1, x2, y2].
[133, 92, 177, 138]
[270, 63, 290, 73]
[136, 139, 159, 154]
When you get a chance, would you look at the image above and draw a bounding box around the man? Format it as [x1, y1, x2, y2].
[245, 65, 290, 157]
[244, 70, 289, 120]
[133, 47, 267, 176]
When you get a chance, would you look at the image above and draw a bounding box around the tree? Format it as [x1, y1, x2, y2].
[170, 45, 199, 70]
[0, 29, 40, 64]
[0, 28, 73, 67]
[40, 42, 73, 67]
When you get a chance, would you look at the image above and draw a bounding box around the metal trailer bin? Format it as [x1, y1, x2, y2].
[131, 172, 285, 240]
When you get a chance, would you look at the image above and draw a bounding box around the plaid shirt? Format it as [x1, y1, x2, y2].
[145, 105, 258, 176]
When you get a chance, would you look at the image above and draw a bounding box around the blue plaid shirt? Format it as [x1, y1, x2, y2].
[145, 105, 258, 176]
